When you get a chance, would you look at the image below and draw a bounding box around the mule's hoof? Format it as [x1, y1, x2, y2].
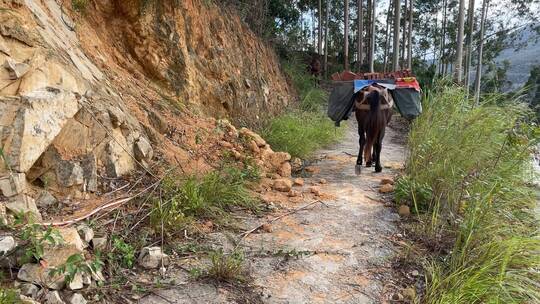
[355, 165, 362, 175]
[366, 161, 372, 168]
[375, 165, 383, 173]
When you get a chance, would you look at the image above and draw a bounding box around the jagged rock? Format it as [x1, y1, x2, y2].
[87, 263, 105, 282]
[293, 178, 304, 186]
[248, 140, 260, 154]
[19, 295, 41, 304]
[138, 247, 170, 269]
[278, 162, 292, 177]
[5, 194, 42, 221]
[379, 184, 394, 193]
[3, 58, 30, 79]
[42, 228, 85, 267]
[380, 178, 394, 185]
[68, 272, 84, 290]
[0, 35, 10, 55]
[91, 237, 107, 251]
[69, 293, 87, 304]
[290, 157, 303, 172]
[104, 129, 135, 178]
[398, 205, 410, 217]
[76, 224, 94, 243]
[18, 264, 65, 290]
[58, 228, 85, 251]
[0, 90, 80, 172]
[148, 110, 168, 134]
[0, 203, 7, 226]
[55, 161, 84, 187]
[19, 283, 40, 298]
[45, 290, 65, 304]
[239, 128, 266, 147]
[108, 108, 125, 128]
[80, 154, 97, 192]
[0, 173, 27, 197]
[273, 179, 292, 192]
[133, 137, 153, 162]
[309, 186, 321, 196]
[36, 190, 57, 208]
[0, 235, 17, 255]
[288, 190, 300, 197]
[81, 273, 91, 285]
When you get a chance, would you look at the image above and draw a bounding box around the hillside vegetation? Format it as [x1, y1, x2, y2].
[396, 83, 540, 303]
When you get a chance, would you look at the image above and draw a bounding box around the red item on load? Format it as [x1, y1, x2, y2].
[395, 77, 421, 92]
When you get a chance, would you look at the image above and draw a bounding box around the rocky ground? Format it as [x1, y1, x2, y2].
[139, 117, 409, 304]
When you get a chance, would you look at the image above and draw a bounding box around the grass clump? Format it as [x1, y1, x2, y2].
[207, 249, 245, 283]
[71, 0, 88, 13]
[397, 83, 540, 303]
[261, 60, 344, 159]
[151, 165, 259, 233]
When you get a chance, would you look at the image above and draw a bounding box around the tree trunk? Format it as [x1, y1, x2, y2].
[464, 0, 475, 88]
[383, 0, 393, 72]
[392, 0, 401, 71]
[474, 0, 489, 105]
[439, 0, 448, 75]
[345, 0, 350, 70]
[407, 0, 413, 69]
[318, 0, 323, 55]
[454, 0, 466, 82]
[324, 0, 329, 78]
[401, 0, 407, 68]
[357, 0, 364, 70]
[369, 0, 376, 72]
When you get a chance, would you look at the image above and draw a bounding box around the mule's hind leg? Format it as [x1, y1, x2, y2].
[356, 125, 365, 175]
[374, 129, 386, 173]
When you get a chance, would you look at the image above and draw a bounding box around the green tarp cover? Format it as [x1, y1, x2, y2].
[327, 80, 422, 125]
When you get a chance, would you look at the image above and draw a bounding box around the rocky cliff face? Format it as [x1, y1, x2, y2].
[0, 0, 293, 221]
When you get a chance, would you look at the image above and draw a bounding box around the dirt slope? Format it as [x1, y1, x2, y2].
[0, 0, 293, 219]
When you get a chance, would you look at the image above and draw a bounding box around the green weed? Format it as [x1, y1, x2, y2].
[51, 253, 104, 284]
[151, 167, 259, 233]
[207, 249, 245, 283]
[0, 288, 20, 304]
[13, 213, 63, 263]
[261, 59, 344, 159]
[71, 0, 88, 13]
[400, 83, 540, 303]
[109, 236, 136, 269]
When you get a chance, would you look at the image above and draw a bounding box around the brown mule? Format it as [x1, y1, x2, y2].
[354, 85, 393, 174]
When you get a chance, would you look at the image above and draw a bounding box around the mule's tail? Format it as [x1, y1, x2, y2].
[364, 90, 384, 162]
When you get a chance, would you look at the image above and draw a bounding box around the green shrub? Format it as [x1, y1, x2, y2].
[259, 60, 344, 159]
[402, 83, 540, 303]
[262, 110, 343, 159]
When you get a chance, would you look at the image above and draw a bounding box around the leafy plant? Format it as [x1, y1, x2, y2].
[109, 236, 136, 269]
[51, 253, 104, 284]
[14, 214, 63, 263]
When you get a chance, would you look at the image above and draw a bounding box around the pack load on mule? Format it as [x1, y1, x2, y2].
[327, 70, 422, 126]
[326, 70, 422, 174]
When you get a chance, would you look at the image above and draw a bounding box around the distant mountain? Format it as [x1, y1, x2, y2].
[496, 25, 540, 91]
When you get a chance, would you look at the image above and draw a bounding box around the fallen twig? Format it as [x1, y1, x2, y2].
[235, 200, 324, 248]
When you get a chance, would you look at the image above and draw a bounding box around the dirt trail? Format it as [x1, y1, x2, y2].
[140, 118, 406, 304]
